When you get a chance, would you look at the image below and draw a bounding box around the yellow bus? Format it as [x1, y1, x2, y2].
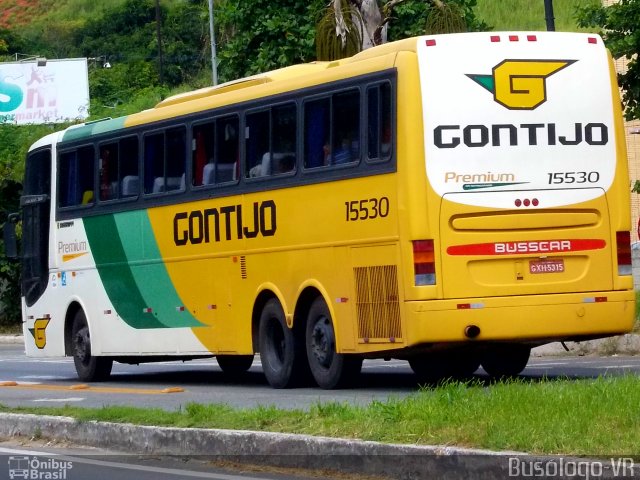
[7, 32, 635, 389]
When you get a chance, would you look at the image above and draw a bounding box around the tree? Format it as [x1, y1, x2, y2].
[316, 0, 487, 61]
[576, 0, 640, 121]
[215, 0, 326, 82]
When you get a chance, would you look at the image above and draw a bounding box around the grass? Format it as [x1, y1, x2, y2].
[474, 0, 601, 32]
[3, 376, 640, 456]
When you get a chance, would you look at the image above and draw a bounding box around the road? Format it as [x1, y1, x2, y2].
[1, 344, 639, 410]
[0, 441, 349, 480]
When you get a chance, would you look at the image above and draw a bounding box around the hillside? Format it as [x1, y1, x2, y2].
[0, 0, 598, 33]
[0, 0, 50, 29]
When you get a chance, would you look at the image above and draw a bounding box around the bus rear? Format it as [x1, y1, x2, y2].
[404, 32, 635, 377]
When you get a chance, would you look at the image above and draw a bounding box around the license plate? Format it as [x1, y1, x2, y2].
[529, 259, 564, 274]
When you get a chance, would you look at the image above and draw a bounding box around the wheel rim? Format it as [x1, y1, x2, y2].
[310, 315, 334, 369]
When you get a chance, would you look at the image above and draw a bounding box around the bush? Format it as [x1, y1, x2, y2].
[0, 178, 21, 329]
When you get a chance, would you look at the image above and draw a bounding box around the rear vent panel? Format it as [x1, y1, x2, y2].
[354, 265, 402, 343]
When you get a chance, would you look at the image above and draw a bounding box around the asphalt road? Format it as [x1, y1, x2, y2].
[1, 344, 640, 411]
[0, 441, 344, 480]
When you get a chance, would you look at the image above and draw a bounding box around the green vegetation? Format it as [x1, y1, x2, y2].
[577, 0, 640, 121]
[475, 0, 600, 32]
[2, 376, 640, 455]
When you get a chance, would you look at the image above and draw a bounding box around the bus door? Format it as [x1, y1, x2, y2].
[21, 148, 52, 307]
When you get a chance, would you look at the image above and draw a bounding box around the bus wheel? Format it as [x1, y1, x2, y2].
[71, 309, 113, 382]
[259, 299, 304, 388]
[306, 297, 362, 389]
[216, 354, 254, 375]
[480, 345, 531, 378]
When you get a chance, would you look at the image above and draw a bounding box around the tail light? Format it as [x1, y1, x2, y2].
[616, 231, 632, 276]
[413, 240, 435, 285]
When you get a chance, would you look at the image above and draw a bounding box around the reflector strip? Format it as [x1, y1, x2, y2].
[426, 39, 436, 47]
[143, 308, 153, 313]
[457, 303, 484, 309]
[583, 297, 608, 303]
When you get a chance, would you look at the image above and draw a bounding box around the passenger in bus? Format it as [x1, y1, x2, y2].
[325, 134, 356, 165]
[99, 147, 115, 200]
[275, 155, 295, 174]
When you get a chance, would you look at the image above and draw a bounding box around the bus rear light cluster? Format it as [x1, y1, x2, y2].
[616, 231, 632, 276]
[413, 240, 436, 285]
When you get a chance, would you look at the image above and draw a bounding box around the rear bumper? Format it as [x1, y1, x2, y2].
[404, 290, 636, 345]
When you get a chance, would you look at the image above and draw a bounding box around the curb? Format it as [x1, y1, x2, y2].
[0, 413, 607, 479]
[531, 334, 640, 357]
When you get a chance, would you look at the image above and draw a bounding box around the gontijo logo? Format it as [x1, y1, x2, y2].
[467, 59, 576, 110]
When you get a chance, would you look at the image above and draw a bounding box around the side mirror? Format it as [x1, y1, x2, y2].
[3, 213, 19, 260]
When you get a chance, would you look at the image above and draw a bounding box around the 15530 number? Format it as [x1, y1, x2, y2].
[345, 197, 389, 221]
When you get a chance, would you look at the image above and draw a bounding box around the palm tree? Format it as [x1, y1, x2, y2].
[316, 0, 467, 61]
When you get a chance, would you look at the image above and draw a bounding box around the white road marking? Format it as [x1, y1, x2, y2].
[32, 397, 85, 402]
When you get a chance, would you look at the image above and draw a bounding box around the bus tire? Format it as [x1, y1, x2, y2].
[480, 344, 531, 378]
[259, 298, 304, 388]
[71, 309, 113, 382]
[306, 297, 362, 389]
[216, 354, 254, 375]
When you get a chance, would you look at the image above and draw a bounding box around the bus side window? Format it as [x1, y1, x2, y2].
[78, 146, 96, 204]
[367, 82, 392, 162]
[245, 110, 270, 177]
[192, 122, 215, 186]
[246, 105, 296, 178]
[120, 136, 139, 198]
[215, 116, 239, 183]
[144, 133, 164, 194]
[331, 90, 360, 165]
[59, 145, 95, 207]
[99, 143, 119, 201]
[304, 98, 330, 169]
[59, 151, 77, 208]
[166, 127, 186, 192]
[271, 103, 296, 175]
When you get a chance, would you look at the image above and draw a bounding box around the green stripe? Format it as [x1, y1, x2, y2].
[114, 211, 202, 328]
[84, 213, 202, 329]
[62, 117, 127, 143]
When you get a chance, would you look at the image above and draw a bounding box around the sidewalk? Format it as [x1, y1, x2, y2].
[0, 412, 618, 480]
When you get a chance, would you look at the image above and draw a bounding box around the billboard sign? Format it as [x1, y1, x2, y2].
[0, 58, 89, 125]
